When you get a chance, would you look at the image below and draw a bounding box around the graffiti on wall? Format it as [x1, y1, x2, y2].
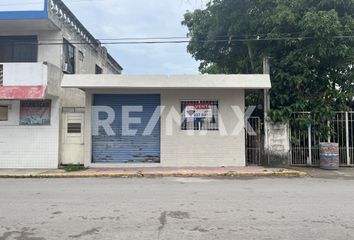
[20, 100, 51, 125]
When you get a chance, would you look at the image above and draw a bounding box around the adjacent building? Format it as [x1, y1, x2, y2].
[0, 0, 122, 168]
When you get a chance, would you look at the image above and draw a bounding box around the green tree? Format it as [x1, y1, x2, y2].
[183, 0, 354, 129]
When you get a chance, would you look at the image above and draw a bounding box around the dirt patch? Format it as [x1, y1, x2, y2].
[191, 226, 209, 232]
[69, 228, 100, 238]
[167, 211, 190, 219]
[0, 228, 45, 240]
[52, 211, 62, 215]
[158, 211, 167, 231]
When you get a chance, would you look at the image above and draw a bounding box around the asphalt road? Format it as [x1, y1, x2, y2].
[1, 177, 354, 240]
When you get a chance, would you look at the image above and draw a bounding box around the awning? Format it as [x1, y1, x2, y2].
[61, 74, 271, 90]
[0, 86, 46, 100]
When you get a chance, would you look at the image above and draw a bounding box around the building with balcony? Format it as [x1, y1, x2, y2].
[0, 0, 122, 168]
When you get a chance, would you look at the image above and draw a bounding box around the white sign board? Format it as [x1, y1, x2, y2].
[0, 0, 45, 12]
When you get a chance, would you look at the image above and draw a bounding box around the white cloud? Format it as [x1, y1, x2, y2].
[63, 0, 207, 74]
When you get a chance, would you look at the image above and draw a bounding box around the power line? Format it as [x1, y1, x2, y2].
[31, 29, 354, 42]
[0, 35, 347, 46]
[31, 35, 354, 45]
[96, 37, 190, 41]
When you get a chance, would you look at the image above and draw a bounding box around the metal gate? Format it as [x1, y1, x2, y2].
[92, 94, 161, 163]
[246, 116, 261, 165]
[290, 112, 354, 166]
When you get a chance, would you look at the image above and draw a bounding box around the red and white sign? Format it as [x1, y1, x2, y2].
[185, 103, 212, 119]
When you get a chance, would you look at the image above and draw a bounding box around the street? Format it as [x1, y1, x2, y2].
[1, 177, 354, 240]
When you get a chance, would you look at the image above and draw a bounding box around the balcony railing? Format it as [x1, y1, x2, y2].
[0, 62, 62, 97]
[0, 64, 3, 86]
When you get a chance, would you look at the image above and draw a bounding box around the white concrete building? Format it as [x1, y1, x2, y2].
[0, 0, 122, 168]
[62, 75, 271, 167]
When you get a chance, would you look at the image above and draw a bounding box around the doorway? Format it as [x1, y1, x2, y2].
[61, 111, 84, 165]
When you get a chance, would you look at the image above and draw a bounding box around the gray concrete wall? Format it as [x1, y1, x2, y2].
[264, 121, 290, 167]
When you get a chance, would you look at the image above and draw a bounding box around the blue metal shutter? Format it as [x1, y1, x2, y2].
[92, 94, 161, 163]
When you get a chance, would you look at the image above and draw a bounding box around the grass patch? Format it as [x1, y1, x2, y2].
[60, 165, 88, 172]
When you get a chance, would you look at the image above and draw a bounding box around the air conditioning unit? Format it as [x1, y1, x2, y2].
[63, 63, 69, 72]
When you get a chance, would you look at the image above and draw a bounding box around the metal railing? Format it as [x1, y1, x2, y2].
[290, 112, 354, 166]
[0, 64, 3, 86]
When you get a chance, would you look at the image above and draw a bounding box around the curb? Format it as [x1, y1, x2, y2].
[0, 170, 307, 178]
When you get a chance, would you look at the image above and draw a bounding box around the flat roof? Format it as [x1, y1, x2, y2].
[62, 75, 271, 90]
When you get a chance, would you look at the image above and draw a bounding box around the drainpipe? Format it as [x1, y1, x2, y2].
[263, 57, 271, 165]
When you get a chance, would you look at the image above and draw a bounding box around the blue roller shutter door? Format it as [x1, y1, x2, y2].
[92, 94, 161, 163]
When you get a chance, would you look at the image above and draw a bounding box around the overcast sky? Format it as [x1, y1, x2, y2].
[63, 0, 207, 74]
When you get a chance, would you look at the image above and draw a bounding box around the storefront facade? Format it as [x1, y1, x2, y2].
[62, 74, 271, 167]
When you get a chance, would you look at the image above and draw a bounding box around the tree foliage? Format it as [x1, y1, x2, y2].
[183, 0, 354, 124]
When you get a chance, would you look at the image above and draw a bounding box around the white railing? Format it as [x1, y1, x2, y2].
[290, 112, 354, 166]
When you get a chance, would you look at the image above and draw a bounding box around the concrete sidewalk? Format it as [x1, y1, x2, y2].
[291, 167, 354, 179]
[0, 167, 307, 178]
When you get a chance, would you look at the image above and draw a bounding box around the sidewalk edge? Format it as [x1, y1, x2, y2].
[0, 170, 307, 178]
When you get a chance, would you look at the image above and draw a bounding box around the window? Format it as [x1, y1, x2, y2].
[63, 39, 76, 74]
[0, 36, 38, 62]
[95, 64, 103, 74]
[181, 100, 219, 131]
[20, 100, 51, 125]
[0, 106, 8, 121]
[78, 50, 84, 62]
[67, 123, 81, 134]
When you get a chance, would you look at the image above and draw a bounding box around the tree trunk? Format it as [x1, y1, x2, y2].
[247, 42, 255, 73]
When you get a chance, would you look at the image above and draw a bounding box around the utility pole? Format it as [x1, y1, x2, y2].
[263, 56, 271, 165]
